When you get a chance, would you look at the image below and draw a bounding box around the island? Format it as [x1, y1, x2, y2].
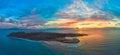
[8, 32, 87, 43]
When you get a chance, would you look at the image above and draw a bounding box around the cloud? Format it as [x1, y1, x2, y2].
[0, 22, 22, 28]
[0, 15, 44, 28]
[19, 14, 44, 28]
[44, 18, 88, 28]
[44, 17, 120, 28]
[0, 0, 120, 28]
[15, 8, 45, 28]
[20, 15, 43, 25]
[56, 0, 104, 18]
[55, 0, 120, 20]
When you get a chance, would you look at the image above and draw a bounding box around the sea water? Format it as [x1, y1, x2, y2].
[0, 28, 120, 55]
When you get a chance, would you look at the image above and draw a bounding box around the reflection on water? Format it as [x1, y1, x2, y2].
[76, 28, 120, 55]
[77, 28, 106, 47]
[75, 28, 106, 55]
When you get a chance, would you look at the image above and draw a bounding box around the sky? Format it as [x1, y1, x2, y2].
[0, 0, 120, 28]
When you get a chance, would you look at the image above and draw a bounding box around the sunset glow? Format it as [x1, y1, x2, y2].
[0, 0, 120, 29]
[73, 20, 120, 28]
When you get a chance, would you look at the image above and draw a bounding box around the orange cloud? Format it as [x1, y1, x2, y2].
[44, 17, 120, 28]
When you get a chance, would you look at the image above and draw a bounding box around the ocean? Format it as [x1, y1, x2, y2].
[0, 28, 120, 55]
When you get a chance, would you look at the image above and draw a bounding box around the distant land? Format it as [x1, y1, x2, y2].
[8, 32, 87, 43]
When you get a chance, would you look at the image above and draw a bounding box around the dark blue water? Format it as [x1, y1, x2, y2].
[0, 28, 120, 55]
